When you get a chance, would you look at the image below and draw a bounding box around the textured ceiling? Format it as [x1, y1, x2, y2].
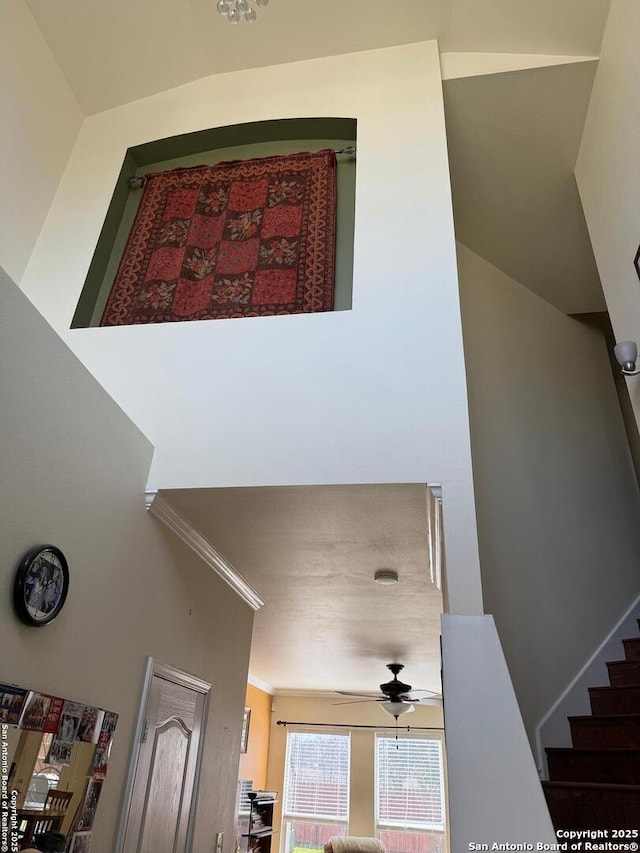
[165, 484, 443, 695]
[24, 0, 610, 113]
[444, 61, 605, 314]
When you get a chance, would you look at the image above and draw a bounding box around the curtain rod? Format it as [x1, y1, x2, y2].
[276, 720, 443, 731]
[127, 147, 356, 190]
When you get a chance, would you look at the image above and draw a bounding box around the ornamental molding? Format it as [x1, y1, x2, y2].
[145, 490, 264, 611]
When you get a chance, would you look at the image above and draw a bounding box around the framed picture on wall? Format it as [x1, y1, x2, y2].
[69, 831, 92, 853]
[240, 708, 251, 753]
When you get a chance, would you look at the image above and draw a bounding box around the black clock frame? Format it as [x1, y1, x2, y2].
[13, 545, 70, 627]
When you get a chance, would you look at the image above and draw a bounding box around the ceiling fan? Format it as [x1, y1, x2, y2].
[334, 663, 443, 719]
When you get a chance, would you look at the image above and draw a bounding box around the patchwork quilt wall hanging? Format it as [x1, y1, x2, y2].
[101, 149, 337, 325]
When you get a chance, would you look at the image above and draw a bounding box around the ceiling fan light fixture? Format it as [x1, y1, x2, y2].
[374, 569, 399, 585]
[380, 701, 415, 719]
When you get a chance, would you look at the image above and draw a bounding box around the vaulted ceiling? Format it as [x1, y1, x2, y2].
[25, 0, 610, 114]
[444, 60, 605, 314]
[24, 0, 609, 315]
[18, 0, 612, 692]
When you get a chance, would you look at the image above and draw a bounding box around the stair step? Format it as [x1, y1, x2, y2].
[607, 659, 640, 687]
[590, 685, 640, 715]
[546, 747, 640, 784]
[543, 780, 640, 830]
[570, 714, 640, 748]
[624, 637, 640, 661]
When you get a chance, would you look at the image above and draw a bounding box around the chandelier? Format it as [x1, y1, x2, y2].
[217, 0, 268, 24]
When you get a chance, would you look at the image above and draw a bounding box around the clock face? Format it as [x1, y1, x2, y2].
[14, 546, 69, 626]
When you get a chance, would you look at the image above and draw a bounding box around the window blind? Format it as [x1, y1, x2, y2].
[283, 732, 350, 822]
[237, 779, 253, 815]
[375, 736, 445, 832]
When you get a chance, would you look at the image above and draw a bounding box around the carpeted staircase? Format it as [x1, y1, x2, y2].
[542, 620, 640, 830]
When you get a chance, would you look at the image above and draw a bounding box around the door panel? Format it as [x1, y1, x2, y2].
[122, 666, 209, 853]
[140, 718, 191, 850]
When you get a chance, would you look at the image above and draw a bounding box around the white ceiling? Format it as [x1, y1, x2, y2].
[165, 484, 443, 696]
[444, 61, 605, 314]
[24, 0, 611, 114]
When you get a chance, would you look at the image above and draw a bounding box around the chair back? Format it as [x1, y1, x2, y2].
[31, 814, 59, 836]
[43, 789, 73, 816]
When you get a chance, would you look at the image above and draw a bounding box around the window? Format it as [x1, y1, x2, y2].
[282, 731, 350, 853]
[375, 735, 446, 853]
[24, 733, 61, 808]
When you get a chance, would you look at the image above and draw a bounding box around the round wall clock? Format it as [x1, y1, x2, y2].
[13, 545, 70, 627]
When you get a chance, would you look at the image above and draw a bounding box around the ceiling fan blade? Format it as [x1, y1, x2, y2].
[335, 665, 441, 710]
[335, 690, 382, 699]
[404, 689, 442, 699]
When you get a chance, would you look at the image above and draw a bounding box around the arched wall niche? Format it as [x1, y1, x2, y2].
[72, 116, 357, 328]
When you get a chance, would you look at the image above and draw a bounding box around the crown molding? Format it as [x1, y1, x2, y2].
[248, 673, 275, 695]
[145, 490, 264, 611]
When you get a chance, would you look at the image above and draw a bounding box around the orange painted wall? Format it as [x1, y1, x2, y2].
[238, 683, 273, 790]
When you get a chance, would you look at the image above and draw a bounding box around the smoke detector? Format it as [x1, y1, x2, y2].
[374, 569, 399, 585]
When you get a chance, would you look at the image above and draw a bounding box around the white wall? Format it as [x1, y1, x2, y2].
[441, 615, 556, 847]
[0, 266, 254, 853]
[21, 41, 483, 616]
[458, 242, 640, 747]
[265, 694, 445, 847]
[0, 0, 83, 283]
[576, 0, 640, 430]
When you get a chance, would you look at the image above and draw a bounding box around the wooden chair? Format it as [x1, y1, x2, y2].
[30, 813, 59, 837]
[17, 790, 72, 849]
[38, 789, 74, 836]
[43, 789, 73, 818]
[17, 789, 73, 849]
